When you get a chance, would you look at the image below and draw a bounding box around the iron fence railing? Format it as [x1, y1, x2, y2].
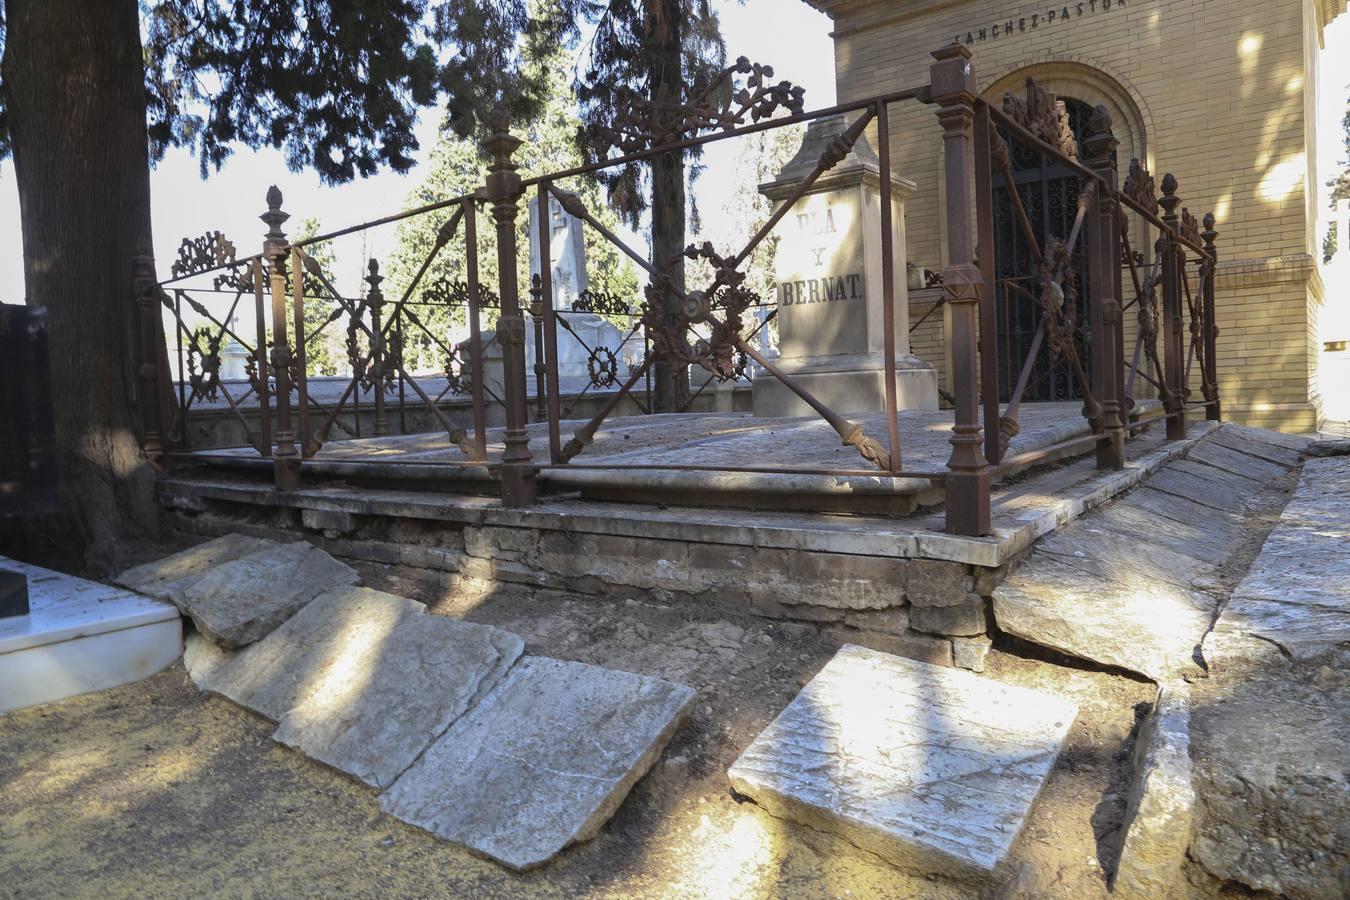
[135, 43, 1221, 536]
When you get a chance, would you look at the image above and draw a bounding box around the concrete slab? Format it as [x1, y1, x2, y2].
[727, 644, 1077, 883]
[181, 542, 360, 648]
[115, 534, 277, 604]
[378, 656, 695, 870]
[186, 585, 424, 721]
[274, 614, 524, 788]
[0, 556, 182, 713]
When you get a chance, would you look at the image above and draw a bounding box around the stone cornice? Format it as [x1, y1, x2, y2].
[803, 0, 984, 37]
[1215, 253, 1323, 297]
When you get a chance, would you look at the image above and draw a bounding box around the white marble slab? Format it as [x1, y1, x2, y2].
[0, 556, 182, 713]
[728, 644, 1077, 883]
[0, 555, 180, 654]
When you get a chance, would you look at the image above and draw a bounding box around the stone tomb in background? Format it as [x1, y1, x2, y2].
[753, 115, 937, 418]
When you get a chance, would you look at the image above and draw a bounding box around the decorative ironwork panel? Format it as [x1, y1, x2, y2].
[992, 96, 1097, 403]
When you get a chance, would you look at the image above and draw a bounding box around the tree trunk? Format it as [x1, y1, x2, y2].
[648, 0, 689, 412]
[2, 0, 160, 570]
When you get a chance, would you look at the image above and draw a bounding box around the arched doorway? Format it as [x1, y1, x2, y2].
[990, 96, 1101, 403]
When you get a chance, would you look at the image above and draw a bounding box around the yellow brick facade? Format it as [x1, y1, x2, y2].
[809, 0, 1342, 431]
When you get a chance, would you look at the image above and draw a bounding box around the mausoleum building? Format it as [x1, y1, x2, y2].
[805, 0, 1346, 431]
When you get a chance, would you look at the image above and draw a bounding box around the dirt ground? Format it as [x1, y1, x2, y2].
[0, 552, 1174, 900]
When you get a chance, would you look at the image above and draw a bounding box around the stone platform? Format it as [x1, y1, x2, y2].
[158, 412, 1215, 675]
[186, 401, 1159, 515]
[0, 556, 183, 714]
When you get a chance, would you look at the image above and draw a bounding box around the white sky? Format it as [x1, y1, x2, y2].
[1, 5, 1348, 306]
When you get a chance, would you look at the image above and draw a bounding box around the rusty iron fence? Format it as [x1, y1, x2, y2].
[136, 44, 1221, 536]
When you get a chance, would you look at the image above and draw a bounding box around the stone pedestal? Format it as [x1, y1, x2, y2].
[753, 114, 937, 418]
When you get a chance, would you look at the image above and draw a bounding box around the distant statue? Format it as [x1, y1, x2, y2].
[528, 194, 588, 310]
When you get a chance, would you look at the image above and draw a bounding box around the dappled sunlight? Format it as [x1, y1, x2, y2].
[666, 809, 780, 897]
[1258, 153, 1306, 204]
[1238, 32, 1264, 102]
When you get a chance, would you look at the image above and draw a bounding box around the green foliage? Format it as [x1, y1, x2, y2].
[0, 1, 576, 179]
[1324, 220, 1338, 264]
[570, 0, 729, 228]
[386, 38, 639, 371]
[293, 218, 346, 376]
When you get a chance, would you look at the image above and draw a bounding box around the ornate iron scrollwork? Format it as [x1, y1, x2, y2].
[593, 56, 805, 156]
[1002, 78, 1078, 160]
[641, 242, 755, 382]
[1180, 208, 1201, 246]
[586, 346, 620, 389]
[171, 231, 237, 279]
[186, 326, 222, 403]
[1124, 159, 1157, 214]
[424, 274, 500, 309]
[572, 289, 632, 316]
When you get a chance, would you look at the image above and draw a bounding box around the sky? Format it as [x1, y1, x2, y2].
[0, 0, 836, 303]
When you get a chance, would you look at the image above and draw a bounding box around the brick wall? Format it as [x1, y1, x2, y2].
[812, 0, 1326, 431]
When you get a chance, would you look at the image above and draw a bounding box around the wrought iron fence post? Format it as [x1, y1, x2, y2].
[529, 274, 547, 422]
[1083, 108, 1126, 469]
[133, 241, 166, 470]
[263, 186, 301, 489]
[483, 104, 537, 506]
[1158, 175, 1187, 440]
[931, 44, 991, 536]
[367, 259, 389, 437]
[1201, 214, 1222, 421]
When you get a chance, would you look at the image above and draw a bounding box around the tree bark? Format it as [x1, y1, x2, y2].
[648, 0, 689, 412]
[2, 0, 160, 570]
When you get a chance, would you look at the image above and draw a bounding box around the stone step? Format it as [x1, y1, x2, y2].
[378, 656, 696, 870]
[727, 644, 1077, 884]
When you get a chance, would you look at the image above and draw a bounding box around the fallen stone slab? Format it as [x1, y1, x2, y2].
[727, 644, 1077, 884]
[115, 534, 277, 605]
[274, 613, 524, 789]
[378, 657, 695, 870]
[1204, 596, 1350, 666]
[186, 585, 424, 720]
[994, 553, 1211, 680]
[181, 542, 359, 648]
[1114, 684, 1193, 900]
[1187, 440, 1291, 484]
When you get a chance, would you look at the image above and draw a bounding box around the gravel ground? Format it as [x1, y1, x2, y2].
[0, 555, 1168, 900]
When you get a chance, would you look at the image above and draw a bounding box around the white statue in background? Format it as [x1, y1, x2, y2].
[528, 194, 588, 311]
[523, 192, 624, 383]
